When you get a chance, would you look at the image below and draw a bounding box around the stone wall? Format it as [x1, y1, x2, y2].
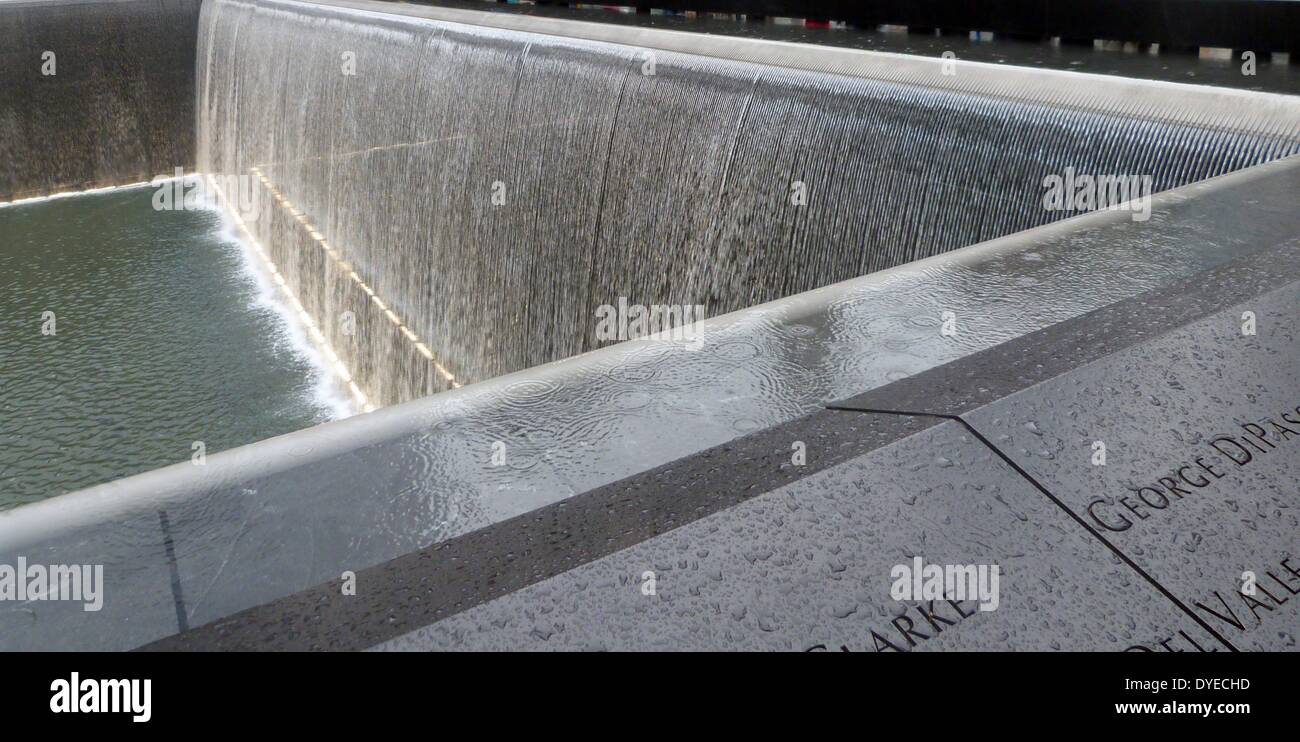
[0, 0, 201, 201]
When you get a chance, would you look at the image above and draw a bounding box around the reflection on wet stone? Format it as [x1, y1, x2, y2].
[376, 423, 1225, 652]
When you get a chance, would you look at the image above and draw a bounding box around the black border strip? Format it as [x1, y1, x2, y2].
[157, 510, 189, 634]
[447, 0, 1300, 53]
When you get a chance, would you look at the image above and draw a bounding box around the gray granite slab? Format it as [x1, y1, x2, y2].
[960, 282, 1300, 650]
[375, 420, 1226, 652]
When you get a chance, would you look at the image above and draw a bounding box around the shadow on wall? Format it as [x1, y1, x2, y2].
[0, 0, 202, 201]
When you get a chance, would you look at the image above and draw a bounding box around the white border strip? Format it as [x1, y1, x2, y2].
[0, 178, 177, 209]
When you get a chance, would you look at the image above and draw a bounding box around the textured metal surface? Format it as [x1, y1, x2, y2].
[1, 158, 1295, 650]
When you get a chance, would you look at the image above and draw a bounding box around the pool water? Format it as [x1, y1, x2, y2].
[0, 184, 348, 509]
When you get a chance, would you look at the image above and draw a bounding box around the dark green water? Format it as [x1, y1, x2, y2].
[0, 185, 347, 509]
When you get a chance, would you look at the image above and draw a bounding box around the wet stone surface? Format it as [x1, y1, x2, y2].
[375, 421, 1224, 652]
[963, 282, 1300, 651]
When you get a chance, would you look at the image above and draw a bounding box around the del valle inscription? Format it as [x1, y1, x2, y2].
[1125, 557, 1300, 650]
[1193, 555, 1300, 639]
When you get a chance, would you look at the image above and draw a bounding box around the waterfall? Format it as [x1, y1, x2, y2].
[196, 0, 1300, 407]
